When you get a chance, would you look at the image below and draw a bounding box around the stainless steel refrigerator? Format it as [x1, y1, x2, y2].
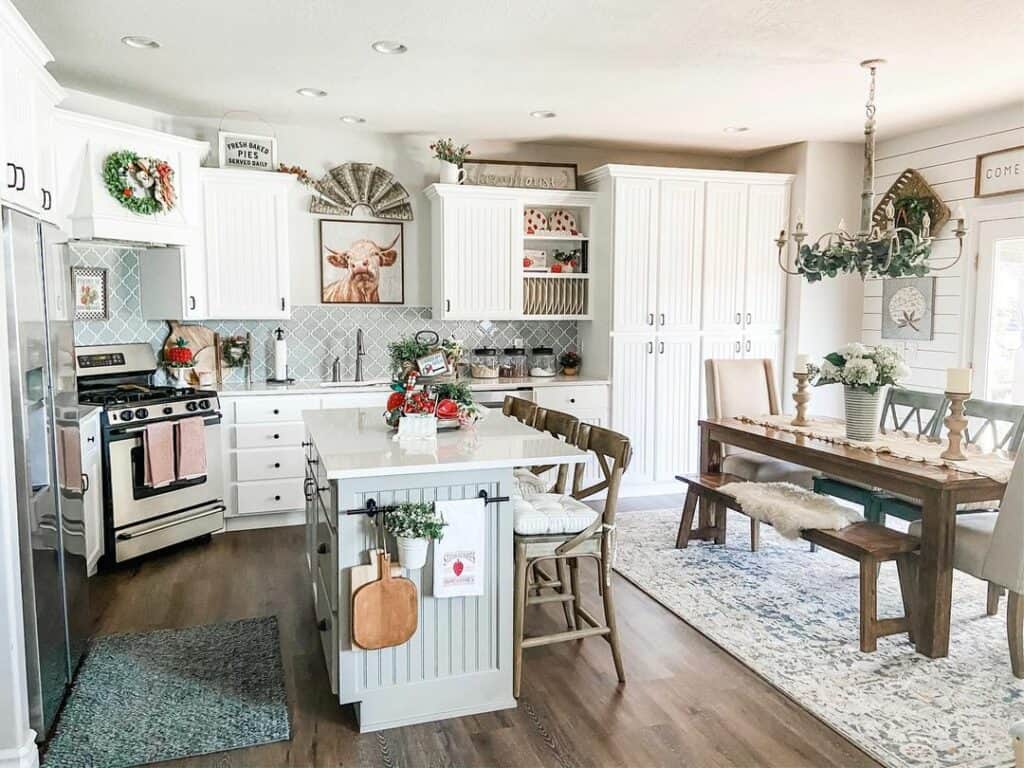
[3, 207, 89, 740]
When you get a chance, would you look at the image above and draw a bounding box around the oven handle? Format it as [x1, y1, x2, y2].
[116, 504, 226, 540]
[109, 414, 221, 438]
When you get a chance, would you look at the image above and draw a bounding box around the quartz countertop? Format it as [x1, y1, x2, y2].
[303, 408, 587, 480]
[216, 375, 608, 397]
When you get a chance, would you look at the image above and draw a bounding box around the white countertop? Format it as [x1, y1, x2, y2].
[304, 408, 588, 480]
[217, 375, 608, 397]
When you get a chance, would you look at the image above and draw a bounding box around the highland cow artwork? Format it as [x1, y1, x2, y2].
[320, 219, 404, 304]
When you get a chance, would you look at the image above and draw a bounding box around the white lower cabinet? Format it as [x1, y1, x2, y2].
[612, 334, 701, 484]
[532, 384, 610, 487]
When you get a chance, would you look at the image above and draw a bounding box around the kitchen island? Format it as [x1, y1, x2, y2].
[302, 407, 587, 732]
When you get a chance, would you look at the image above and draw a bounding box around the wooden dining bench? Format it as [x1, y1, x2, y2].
[675, 472, 919, 652]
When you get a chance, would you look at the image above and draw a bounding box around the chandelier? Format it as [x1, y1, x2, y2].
[776, 59, 967, 282]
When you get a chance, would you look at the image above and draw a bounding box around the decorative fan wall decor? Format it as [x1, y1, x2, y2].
[309, 163, 413, 221]
[871, 168, 949, 238]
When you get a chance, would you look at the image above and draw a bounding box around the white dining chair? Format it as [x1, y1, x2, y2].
[704, 358, 816, 550]
[909, 451, 1024, 677]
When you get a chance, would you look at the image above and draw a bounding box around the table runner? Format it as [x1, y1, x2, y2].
[736, 414, 1015, 484]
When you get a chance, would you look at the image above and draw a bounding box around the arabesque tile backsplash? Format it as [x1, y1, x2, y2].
[69, 242, 578, 382]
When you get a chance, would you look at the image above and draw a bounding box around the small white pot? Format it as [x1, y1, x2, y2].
[844, 386, 882, 441]
[439, 160, 466, 185]
[396, 536, 430, 570]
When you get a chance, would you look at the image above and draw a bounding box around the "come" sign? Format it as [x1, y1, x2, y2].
[976, 145, 1024, 198]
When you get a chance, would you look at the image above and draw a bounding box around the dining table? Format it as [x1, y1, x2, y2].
[698, 416, 1010, 659]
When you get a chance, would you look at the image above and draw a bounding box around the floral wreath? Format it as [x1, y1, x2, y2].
[102, 150, 176, 215]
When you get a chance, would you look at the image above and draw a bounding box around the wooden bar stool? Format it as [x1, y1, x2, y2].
[512, 424, 632, 697]
[503, 395, 538, 427]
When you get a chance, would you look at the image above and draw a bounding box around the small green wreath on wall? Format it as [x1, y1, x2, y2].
[102, 150, 177, 215]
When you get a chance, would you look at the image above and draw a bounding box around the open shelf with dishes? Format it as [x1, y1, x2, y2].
[521, 197, 593, 318]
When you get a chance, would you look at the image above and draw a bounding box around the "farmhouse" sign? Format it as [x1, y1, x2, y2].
[218, 131, 278, 171]
[976, 145, 1024, 198]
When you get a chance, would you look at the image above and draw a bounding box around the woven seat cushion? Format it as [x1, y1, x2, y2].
[908, 512, 997, 580]
[723, 450, 815, 489]
[513, 493, 599, 536]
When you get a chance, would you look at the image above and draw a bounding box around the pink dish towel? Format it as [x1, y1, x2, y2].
[175, 416, 207, 481]
[143, 422, 175, 488]
[58, 425, 82, 493]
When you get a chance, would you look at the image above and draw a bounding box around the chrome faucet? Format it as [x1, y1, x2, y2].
[354, 328, 366, 382]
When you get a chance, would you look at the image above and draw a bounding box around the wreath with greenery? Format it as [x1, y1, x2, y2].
[797, 238, 932, 283]
[102, 150, 176, 216]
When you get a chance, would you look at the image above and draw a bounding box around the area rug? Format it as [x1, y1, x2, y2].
[43, 616, 290, 767]
[614, 509, 1024, 768]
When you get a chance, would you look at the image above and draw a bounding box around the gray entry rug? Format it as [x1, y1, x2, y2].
[43, 616, 290, 768]
[614, 509, 1024, 768]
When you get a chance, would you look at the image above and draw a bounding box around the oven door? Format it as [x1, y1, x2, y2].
[106, 414, 224, 531]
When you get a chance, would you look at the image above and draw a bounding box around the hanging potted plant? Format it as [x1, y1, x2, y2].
[430, 138, 471, 184]
[812, 343, 910, 441]
[384, 502, 447, 570]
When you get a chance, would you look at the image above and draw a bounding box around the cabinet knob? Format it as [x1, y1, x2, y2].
[273, 433, 280, 439]
[317, 543, 329, 554]
[317, 618, 330, 632]
[274, 462, 281, 468]
[273, 408, 280, 415]
[274, 495, 281, 501]
[569, 398, 576, 404]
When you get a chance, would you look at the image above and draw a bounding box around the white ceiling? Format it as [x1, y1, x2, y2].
[15, 0, 1024, 153]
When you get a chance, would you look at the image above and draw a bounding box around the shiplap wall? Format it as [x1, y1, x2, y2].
[862, 104, 1024, 392]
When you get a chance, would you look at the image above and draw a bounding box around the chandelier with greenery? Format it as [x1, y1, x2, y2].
[776, 60, 968, 283]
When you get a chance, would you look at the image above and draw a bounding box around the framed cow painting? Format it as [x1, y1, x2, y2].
[320, 219, 404, 304]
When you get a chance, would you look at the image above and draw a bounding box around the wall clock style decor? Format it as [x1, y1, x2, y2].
[881, 276, 935, 341]
[71, 267, 108, 320]
[309, 163, 413, 221]
[102, 150, 176, 215]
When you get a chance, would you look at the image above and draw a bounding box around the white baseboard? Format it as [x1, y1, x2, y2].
[224, 509, 304, 532]
[0, 732, 38, 768]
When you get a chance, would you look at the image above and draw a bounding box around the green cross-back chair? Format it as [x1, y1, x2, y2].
[816, 390, 1024, 524]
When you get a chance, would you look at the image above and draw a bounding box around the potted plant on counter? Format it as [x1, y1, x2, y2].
[384, 502, 447, 570]
[559, 350, 582, 376]
[812, 343, 910, 441]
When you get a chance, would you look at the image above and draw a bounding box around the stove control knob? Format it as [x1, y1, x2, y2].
[120, 410, 134, 421]
[186, 401, 198, 412]
[198, 399, 210, 410]
[163, 407, 173, 416]
[135, 408, 149, 420]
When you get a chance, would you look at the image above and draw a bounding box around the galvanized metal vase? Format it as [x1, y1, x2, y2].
[844, 386, 882, 441]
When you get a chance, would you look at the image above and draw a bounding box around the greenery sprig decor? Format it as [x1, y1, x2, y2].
[430, 138, 471, 166]
[384, 502, 447, 541]
[796, 237, 932, 283]
[103, 150, 176, 215]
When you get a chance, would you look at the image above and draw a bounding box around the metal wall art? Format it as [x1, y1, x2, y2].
[309, 163, 413, 221]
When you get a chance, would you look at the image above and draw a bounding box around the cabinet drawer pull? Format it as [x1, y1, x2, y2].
[280, 297, 286, 311]
[302, 440, 312, 448]
[189, 295, 196, 311]
[304, 477, 315, 501]
[317, 618, 330, 632]
[647, 312, 654, 326]
[15, 166, 25, 192]
[746, 312, 752, 325]
[734, 340, 741, 353]
[735, 312, 741, 325]
[445, 299, 451, 313]
[5, 163, 15, 188]
[41, 189, 51, 210]
[87, 436, 96, 443]
[746, 340, 752, 353]
[81, 473, 89, 492]
[317, 542, 329, 554]
[659, 312, 666, 326]
[659, 341, 665, 354]
[647, 341, 654, 354]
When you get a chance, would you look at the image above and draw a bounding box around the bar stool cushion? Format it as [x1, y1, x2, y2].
[513, 493, 599, 536]
[908, 512, 998, 580]
[513, 468, 549, 499]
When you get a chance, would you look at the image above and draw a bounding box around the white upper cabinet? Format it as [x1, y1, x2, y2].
[55, 110, 208, 245]
[202, 168, 291, 320]
[702, 181, 748, 334]
[138, 246, 207, 321]
[656, 179, 703, 332]
[0, 3, 64, 217]
[611, 177, 657, 332]
[744, 184, 788, 333]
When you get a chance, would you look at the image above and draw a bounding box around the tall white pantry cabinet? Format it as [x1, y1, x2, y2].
[580, 165, 792, 486]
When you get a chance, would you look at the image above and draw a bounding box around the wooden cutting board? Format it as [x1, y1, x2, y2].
[350, 549, 402, 602]
[352, 553, 417, 650]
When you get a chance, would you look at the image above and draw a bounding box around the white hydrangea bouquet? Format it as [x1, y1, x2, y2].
[812, 343, 911, 440]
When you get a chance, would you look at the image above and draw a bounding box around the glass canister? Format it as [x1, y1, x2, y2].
[500, 347, 528, 378]
[529, 346, 557, 377]
[471, 347, 500, 378]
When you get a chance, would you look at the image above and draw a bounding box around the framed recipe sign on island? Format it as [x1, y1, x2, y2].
[463, 159, 578, 190]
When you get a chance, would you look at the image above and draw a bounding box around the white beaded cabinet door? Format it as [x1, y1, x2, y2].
[701, 182, 748, 334]
[611, 177, 658, 333]
[744, 184, 788, 333]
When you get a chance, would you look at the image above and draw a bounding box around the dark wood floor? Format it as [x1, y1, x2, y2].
[84, 494, 879, 768]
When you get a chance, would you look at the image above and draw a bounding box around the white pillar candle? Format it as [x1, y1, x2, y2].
[946, 367, 973, 394]
[794, 354, 809, 374]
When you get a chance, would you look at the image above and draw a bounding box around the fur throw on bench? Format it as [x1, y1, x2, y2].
[717, 481, 863, 539]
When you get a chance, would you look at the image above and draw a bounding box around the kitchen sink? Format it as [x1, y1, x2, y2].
[318, 379, 390, 388]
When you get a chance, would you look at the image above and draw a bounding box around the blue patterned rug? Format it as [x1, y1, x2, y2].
[614, 510, 1023, 768]
[43, 617, 290, 767]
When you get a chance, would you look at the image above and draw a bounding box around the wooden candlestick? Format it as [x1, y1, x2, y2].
[940, 391, 969, 461]
[792, 372, 811, 426]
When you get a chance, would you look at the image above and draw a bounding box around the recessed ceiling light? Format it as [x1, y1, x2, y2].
[340, 115, 366, 124]
[120, 35, 160, 49]
[371, 40, 408, 54]
[723, 126, 749, 133]
[530, 110, 557, 119]
[296, 87, 327, 98]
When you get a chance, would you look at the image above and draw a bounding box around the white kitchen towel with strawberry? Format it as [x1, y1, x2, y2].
[432, 497, 486, 598]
